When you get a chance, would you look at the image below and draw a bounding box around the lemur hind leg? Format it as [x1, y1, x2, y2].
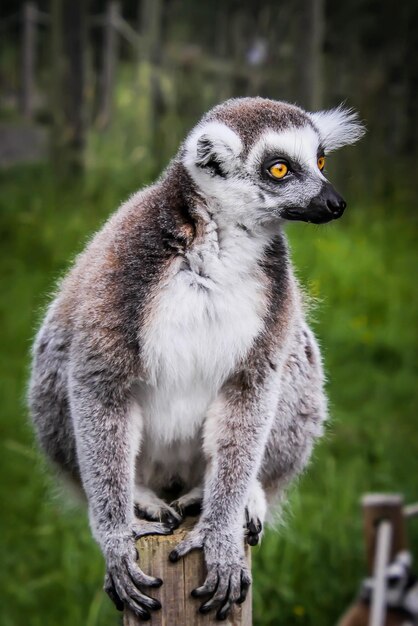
[171, 485, 204, 517]
[170, 481, 267, 545]
[135, 437, 205, 528]
[134, 485, 182, 529]
[260, 325, 327, 515]
[29, 311, 80, 482]
[244, 479, 267, 546]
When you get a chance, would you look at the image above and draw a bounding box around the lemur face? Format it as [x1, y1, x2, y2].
[182, 98, 364, 227]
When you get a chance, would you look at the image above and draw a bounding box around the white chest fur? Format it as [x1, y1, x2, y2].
[139, 213, 270, 444]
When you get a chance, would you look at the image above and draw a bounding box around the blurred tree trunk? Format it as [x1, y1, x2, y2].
[215, 4, 232, 101]
[20, 2, 37, 121]
[140, 0, 164, 162]
[296, 0, 324, 110]
[97, 1, 120, 129]
[50, 0, 88, 175]
[403, 3, 418, 159]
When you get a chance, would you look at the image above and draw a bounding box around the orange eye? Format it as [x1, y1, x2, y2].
[318, 156, 326, 171]
[269, 162, 288, 180]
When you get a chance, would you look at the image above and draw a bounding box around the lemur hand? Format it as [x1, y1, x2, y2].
[169, 523, 251, 621]
[103, 521, 172, 620]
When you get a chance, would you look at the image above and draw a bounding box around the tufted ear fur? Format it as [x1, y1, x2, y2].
[309, 105, 365, 152]
[183, 121, 243, 178]
[195, 135, 227, 177]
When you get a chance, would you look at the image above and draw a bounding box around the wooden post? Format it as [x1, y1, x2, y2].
[362, 493, 407, 574]
[124, 518, 252, 626]
[98, 1, 120, 128]
[339, 604, 409, 626]
[338, 494, 408, 626]
[21, 2, 37, 120]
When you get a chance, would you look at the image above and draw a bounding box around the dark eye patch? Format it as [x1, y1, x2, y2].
[260, 154, 303, 183]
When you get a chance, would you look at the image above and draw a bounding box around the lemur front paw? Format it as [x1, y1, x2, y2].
[169, 525, 251, 620]
[171, 486, 203, 518]
[103, 522, 172, 620]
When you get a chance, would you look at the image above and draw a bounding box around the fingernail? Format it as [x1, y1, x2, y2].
[248, 521, 258, 534]
[169, 550, 179, 563]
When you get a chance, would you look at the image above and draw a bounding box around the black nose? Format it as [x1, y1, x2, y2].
[323, 186, 346, 218]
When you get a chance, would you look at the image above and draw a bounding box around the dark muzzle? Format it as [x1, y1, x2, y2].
[282, 183, 347, 224]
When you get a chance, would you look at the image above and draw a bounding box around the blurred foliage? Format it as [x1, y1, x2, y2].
[0, 0, 417, 201]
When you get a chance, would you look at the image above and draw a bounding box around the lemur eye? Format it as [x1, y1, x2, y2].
[268, 162, 289, 180]
[317, 156, 326, 171]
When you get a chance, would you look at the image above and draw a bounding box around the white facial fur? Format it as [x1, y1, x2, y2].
[247, 125, 323, 175]
[183, 122, 323, 225]
[245, 126, 325, 215]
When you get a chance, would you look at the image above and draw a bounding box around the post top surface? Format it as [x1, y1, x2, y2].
[361, 493, 404, 507]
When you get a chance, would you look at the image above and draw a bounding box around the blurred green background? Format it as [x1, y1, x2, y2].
[0, 1, 417, 625]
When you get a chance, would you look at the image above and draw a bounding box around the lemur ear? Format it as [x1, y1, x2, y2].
[309, 105, 366, 152]
[183, 121, 243, 177]
[195, 135, 225, 177]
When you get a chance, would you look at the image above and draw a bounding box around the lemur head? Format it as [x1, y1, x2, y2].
[181, 97, 365, 228]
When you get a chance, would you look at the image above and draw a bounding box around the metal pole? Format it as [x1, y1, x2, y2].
[369, 520, 392, 626]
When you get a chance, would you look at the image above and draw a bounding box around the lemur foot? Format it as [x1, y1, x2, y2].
[171, 486, 203, 518]
[168, 524, 251, 620]
[244, 480, 267, 546]
[134, 486, 182, 530]
[245, 509, 262, 546]
[104, 522, 171, 620]
[132, 519, 174, 539]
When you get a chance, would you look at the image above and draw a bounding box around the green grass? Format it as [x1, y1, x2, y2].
[0, 162, 417, 626]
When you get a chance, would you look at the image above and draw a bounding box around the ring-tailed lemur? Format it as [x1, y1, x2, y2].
[29, 97, 364, 621]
